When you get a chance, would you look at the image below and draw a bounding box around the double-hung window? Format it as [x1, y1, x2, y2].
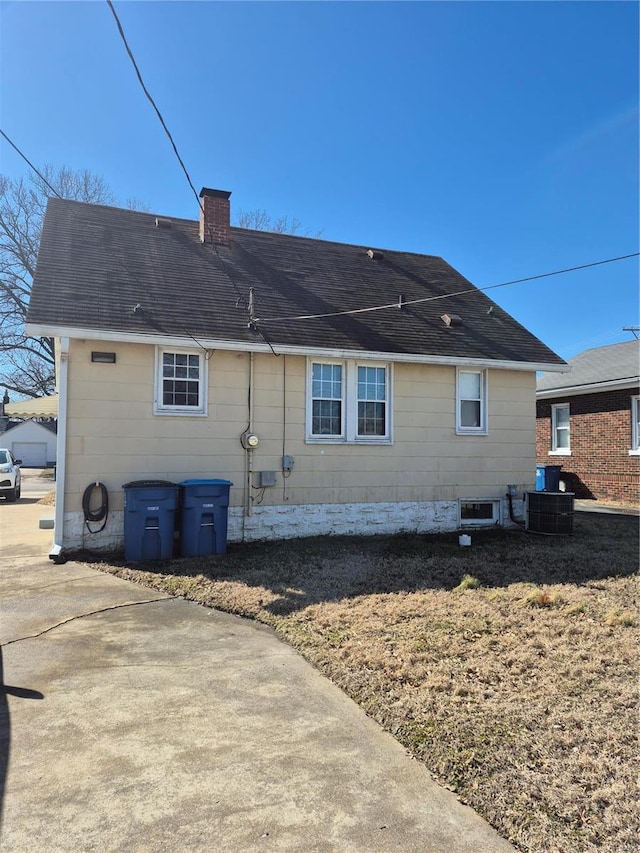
[154, 348, 207, 416]
[551, 403, 570, 454]
[357, 366, 387, 437]
[311, 362, 344, 437]
[307, 360, 391, 442]
[456, 369, 487, 435]
[631, 396, 640, 455]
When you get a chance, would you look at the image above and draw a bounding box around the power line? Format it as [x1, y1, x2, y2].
[103, 4, 640, 337]
[105, 0, 201, 210]
[105, 0, 246, 308]
[0, 129, 62, 198]
[254, 252, 640, 324]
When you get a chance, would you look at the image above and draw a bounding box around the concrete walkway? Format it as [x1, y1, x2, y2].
[1, 545, 514, 852]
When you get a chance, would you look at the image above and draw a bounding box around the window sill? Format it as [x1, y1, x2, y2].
[629, 449, 640, 456]
[455, 429, 488, 437]
[153, 408, 208, 417]
[305, 437, 393, 446]
[548, 450, 571, 456]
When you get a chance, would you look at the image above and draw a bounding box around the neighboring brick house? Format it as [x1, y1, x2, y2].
[536, 340, 640, 504]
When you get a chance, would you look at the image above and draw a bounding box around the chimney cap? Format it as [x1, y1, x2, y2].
[199, 187, 232, 200]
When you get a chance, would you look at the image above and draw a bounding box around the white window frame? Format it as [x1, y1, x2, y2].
[459, 499, 501, 527]
[630, 395, 640, 455]
[550, 402, 570, 455]
[154, 347, 208, 416]
[306, 359, 392, 444]
[455, 368, 488, 435]
[307, 360, 345, 440]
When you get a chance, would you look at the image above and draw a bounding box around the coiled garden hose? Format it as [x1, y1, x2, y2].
[82, 482, 109, 534]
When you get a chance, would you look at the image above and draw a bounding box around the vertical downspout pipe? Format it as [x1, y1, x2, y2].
[50, 337, 69, 562]
[247, 351, 255, 517]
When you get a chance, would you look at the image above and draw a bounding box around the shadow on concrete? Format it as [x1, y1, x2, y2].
[0, 649, 6, 828]
[0, 649, 44, 827]
[78, 512, 638, 617]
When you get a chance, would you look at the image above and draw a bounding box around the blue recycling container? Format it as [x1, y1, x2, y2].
[535, 465, 546, 491]
[180, 479, 233, 557]
[123, 480, 179, 561]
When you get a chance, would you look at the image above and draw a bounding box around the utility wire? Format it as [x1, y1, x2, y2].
[105, 0, 246, 309]
[0, 129, 62, 198]
[254, 252, 640, 324]
[105, 0, 200, 210]
[105, 5, 640, 337]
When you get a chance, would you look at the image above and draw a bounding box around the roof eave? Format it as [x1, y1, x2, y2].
[27, 322, 569, 373]
[537, 377, 640, 398]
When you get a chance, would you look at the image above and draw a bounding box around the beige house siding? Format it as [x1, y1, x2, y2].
[60, 339, 536, 548]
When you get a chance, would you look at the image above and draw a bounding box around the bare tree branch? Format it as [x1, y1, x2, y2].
[0, 165, 148, 399]
[234, 208, 321, 238]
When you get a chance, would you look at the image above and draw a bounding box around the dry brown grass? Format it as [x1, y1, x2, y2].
[38, 490, 56, 505]
[88, 513, 639, 853]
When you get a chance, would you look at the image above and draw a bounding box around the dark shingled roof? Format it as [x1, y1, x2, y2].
[537, 340, 639, 392]
[28, 198, 565, 366]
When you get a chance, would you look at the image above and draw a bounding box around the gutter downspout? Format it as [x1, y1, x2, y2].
[50, 337, 69, 562]
[247, 351, 255, 518]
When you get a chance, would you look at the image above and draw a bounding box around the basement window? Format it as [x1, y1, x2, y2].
[154, 348, 208, 416]
[460, 500, 500, 527]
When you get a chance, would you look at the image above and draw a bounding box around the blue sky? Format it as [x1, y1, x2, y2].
[1, 0, 638, 360]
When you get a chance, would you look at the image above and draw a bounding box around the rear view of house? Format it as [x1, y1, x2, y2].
[26, 189, 567, 557]
[536, 340, 640, 504]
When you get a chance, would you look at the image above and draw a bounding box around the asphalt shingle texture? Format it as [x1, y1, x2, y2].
[29, 198, 565, 366]
[537, 340, 639, 391]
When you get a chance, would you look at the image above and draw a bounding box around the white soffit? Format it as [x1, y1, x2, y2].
[26, 323, 570, 373]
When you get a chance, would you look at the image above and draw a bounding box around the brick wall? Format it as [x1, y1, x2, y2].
[536, 388, 639, 504]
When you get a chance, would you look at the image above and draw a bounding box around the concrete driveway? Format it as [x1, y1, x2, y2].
[1, 503, 514, 852]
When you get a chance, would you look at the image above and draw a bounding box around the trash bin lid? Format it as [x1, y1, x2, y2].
[123, 480, 178, 489]
[179, 479, 233, 486]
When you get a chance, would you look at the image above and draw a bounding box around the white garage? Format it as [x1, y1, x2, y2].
[12, 441, 48, 468]
[1, 420, 57, 467]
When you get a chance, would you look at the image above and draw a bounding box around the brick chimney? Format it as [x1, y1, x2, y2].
[199, 187, 231, 244]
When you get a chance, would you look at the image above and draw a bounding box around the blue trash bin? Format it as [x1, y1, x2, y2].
[535, 465, 562, 492]
[180, 479, 233, 557]
[123, 480, 179, 561]
[544, 465, 562, 492]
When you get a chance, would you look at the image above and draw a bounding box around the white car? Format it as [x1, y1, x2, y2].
[0, 449, 22, 501]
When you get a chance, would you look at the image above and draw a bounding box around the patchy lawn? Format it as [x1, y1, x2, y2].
[88, 513, 639, 853]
